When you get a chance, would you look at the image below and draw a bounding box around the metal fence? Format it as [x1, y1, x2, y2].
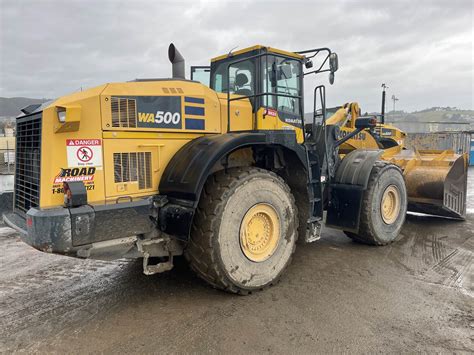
[0, 147, 15, 175]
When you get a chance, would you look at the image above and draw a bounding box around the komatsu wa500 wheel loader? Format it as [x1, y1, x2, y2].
[5, 44, 468, 294]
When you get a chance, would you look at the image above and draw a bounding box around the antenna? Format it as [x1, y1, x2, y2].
[227, 46, 238, 58]
[381, 83, 388, 124]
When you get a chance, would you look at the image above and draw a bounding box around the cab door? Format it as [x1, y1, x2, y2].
[258, 55, 304, 143]
[224, 58, 257, 132]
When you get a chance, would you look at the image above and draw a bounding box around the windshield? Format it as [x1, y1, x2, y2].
[262, 56, 301, 116]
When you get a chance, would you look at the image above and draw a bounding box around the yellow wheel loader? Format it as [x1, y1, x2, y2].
[4, 44, 468, 294]
[325, 102, 468, 220]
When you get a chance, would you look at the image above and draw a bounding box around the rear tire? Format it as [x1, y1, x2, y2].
[185, 167, 298, 294]
[345, 161, 407, 245]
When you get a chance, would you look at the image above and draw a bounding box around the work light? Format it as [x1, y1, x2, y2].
[57, 108, 66, 123]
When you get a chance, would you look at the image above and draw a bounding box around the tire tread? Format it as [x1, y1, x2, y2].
[185, 167, 298, 294]
[347, 161, 404, 246]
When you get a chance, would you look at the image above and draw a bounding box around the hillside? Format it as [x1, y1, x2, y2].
[387, 107, 474, 123]
[0, 97, 50, 118]
[385, 108, 473, 133]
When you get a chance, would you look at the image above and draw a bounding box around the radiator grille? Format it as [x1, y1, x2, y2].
[114, 152, 152, 189]
[15, 113, 42, 214]
[111, 97, 137, 128]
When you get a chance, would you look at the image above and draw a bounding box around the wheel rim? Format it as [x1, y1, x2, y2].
[240, 203, 280, 262]
[380, 185, 401, 224]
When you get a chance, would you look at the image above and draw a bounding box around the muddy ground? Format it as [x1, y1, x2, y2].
[1, 168, 473, 353]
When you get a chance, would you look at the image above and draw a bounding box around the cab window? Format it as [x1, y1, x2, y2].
[191, 66, 210, 86]
[262, 56, 301, 116]
[210, 59, 256, 96]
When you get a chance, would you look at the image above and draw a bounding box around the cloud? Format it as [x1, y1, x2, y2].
[0, 0, 472, 112]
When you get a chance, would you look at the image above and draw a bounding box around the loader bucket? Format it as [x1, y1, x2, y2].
[381, 148, 468, 220]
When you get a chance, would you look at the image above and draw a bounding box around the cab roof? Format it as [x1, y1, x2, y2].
[211, 45, 304, 62]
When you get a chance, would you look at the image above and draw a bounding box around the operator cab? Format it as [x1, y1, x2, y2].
[192, 45, 339, 140]
[192, 45, 305, 124]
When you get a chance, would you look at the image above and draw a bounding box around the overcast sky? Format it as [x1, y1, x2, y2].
[0, 0, 472, 112]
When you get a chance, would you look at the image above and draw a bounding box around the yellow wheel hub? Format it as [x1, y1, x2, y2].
[381, 185, 401, 224]
[240, 203, 280, 262]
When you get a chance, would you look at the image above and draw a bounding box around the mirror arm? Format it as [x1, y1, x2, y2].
[295, 47, 331, 57]
[303, 68, 331, 76]
[316, 55, 330, 71]
[302, 53, 331, 75]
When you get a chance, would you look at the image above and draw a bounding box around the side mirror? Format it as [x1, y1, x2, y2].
[329, 53, 339, 73]
[329, 72, 335, 85]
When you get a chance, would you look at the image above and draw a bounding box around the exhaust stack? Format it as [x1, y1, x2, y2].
[168, 43, 185, 79]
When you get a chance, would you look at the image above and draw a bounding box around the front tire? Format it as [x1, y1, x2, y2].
[345, 161, 407, 245]
[185, 167, 298, 294]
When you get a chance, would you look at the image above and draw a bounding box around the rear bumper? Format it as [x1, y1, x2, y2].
[4, 211, 27, 235]
[3, 199, 155, 259]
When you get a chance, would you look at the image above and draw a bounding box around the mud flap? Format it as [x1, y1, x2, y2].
[326, 184, 364, 232]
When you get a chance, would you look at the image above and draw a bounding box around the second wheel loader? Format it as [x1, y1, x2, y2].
[325, 102, 468, 220]
[4, 43, 468, 294]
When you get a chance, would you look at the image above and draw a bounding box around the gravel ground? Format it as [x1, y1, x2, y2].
[0, 168, 472, 353]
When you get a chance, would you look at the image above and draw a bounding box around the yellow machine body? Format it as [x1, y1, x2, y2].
[38, 80, 259, 209]
[34, 45, 307, 210]
[36, 45, 306, 210]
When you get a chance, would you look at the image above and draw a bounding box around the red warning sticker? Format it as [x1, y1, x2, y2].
[67, 139, 101, 146]
[264, 108, 278, 117]
[66, 139, 102, 167]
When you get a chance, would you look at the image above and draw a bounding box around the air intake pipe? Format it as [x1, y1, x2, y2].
[168, 43, 185, 79]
